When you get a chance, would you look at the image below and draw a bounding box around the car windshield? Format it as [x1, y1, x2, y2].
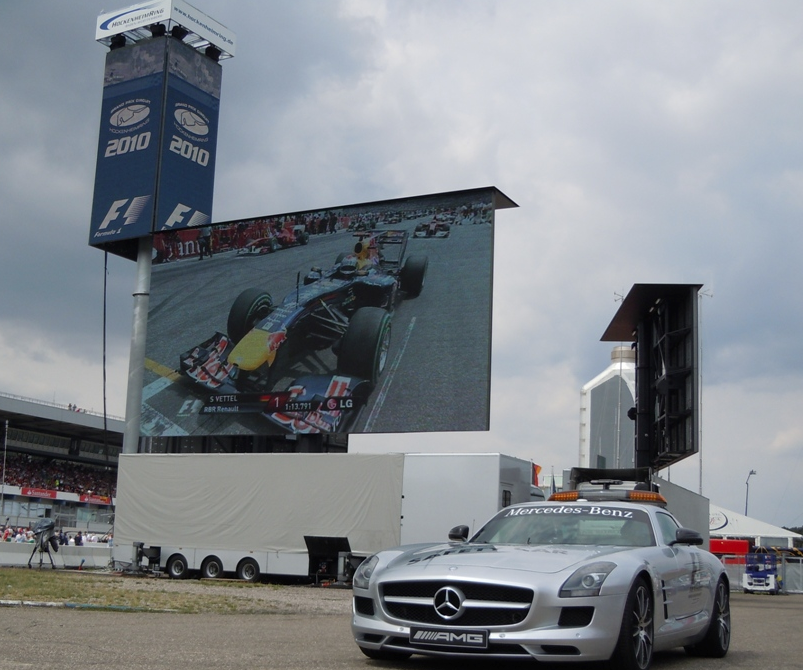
[471, 505, 655, 547]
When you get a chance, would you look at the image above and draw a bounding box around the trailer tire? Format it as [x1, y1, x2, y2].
[167, 554, 189, 580]
[237, 557, 260, 583]
[201, 556, 223, 579]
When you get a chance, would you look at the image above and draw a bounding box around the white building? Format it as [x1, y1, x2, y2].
[579, 346, 636, 469]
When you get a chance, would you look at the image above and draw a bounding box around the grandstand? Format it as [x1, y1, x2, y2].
[0, 392, 122, 532]
[0, 391, 348, 532]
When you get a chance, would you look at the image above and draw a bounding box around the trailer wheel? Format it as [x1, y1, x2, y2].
[201, 556, 223, 579]
[166, 554, 189, 579]
[237, 557, 260, 583]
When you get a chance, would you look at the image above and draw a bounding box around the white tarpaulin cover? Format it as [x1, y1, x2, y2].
[709, 503, 801, 547]
[114, 452, 405, 555]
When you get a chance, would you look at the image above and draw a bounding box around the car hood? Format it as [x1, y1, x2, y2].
[384, 542, 628, 576]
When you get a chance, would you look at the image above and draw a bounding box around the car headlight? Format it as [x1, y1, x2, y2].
[559, 562, 617, 597]
[353, 555, 379, 590]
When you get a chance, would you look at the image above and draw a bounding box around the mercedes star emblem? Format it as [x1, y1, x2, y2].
[433, 586, 465, 620]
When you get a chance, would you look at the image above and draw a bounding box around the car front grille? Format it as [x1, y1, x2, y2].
[381, 581, 533, 627]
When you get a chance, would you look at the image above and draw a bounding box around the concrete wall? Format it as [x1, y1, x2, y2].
[0, 542, 112, 569]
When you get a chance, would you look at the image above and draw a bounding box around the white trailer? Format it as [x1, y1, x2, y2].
[112, 452, 540, 581]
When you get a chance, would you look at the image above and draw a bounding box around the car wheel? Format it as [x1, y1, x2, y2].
[685, 578, 730, 657]
[166, 554, 189, 580]
[609, 578, 653, 670]
[400, 255, 428, 297]
[338, 307, 391, 386]
[227, 288, 273, 344]
[236, 557, 260, 583]
[358, 647, 412, 661]
[201, 556, 223, 579]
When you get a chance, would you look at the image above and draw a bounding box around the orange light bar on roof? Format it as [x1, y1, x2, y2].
[547, 490, 668, 505]
[626, 491, 667, 504]
[549, 491, 580, 502]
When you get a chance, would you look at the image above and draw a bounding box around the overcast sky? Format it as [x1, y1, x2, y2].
[1, 1, 802, 528]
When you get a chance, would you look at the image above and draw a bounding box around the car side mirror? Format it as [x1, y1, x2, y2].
[448, 525, 469, 542]
[669, 528, 703, 546]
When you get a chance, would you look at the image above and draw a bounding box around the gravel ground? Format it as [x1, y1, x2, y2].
[98, 573, 355, 614]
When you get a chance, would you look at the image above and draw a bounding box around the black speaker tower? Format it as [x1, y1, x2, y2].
[601, 284, 702, 470]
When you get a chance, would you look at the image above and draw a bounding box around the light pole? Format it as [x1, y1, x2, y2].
[745, 469, 756, 516]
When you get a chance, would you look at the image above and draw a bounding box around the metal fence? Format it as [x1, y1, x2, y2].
[722, 555, 803, 594]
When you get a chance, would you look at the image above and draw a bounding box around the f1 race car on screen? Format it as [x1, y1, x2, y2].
[413, 214, 451, 238]
[352, 468, 730, 670]
[237, 220, 310, 255]
[179, 230, 428, 433]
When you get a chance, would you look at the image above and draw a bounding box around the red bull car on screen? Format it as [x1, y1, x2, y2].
[179, 230, 427, 433]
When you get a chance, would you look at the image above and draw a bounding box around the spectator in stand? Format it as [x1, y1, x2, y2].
[2, 452, 117, 498]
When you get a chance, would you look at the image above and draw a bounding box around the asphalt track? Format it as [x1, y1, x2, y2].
[0, 592, 800, 669]
[142, 218, 493, 437]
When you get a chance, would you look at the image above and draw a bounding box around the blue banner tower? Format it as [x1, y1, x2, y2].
[90, 0, 234, 260]
[90, 2, 235, 452]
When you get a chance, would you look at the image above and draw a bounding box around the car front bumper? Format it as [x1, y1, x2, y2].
[352, 590, 628, 662]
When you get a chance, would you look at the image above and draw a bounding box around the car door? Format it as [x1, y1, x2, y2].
[645, 512, 688, 624]
[654, 512, 712, 620]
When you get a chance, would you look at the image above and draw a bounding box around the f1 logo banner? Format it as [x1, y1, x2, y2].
[89, 38, 165, 247]
[89, 36, 221, 255]
[154, 38, 221, 232]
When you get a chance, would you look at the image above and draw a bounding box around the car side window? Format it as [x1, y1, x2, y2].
[655, 512, 680, 545]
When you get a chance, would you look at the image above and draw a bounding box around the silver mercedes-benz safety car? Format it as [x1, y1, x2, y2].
[351, 480, 730, 669]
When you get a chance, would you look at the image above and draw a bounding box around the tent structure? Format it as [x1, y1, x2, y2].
[709, 504, 801, 549]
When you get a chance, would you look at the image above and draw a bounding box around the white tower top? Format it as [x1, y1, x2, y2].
[96, 0, 235, 59]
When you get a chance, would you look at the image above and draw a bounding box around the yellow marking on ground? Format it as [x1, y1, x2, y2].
[145, 358, 182, 381]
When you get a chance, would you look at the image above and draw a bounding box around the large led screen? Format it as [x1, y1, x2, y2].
[140, 187, 514, 436]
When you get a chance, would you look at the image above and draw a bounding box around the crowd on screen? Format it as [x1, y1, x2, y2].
[1, 452, 116, 499]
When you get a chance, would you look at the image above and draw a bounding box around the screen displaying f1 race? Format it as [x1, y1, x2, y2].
[141, 188, 509, 437]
